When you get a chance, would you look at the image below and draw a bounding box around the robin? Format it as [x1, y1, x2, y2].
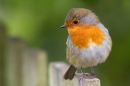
[61, 8, 112, 80]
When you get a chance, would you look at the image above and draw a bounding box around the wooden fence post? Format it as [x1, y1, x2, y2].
[49, 62, 100, 86]
[49, 62, 74, 86]
[4, 38, 26, 86]
[0, 22, 6, 86]
[22, 49, 47, 86]
[74, 74, 100, 86]
[0, 22, 47, 86]
[4, 37, 47, 86]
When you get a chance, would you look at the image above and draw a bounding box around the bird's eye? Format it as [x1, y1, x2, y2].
[73, 20, 79, 24]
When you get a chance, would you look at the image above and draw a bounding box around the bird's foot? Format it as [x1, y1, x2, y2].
[79, 73, 96, 83]
[80, 73, 96, 79]
[89, 73, 96, 79]
[79, 67, 96, 83]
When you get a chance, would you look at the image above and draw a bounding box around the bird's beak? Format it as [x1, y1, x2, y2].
[60, 24, 67, 28]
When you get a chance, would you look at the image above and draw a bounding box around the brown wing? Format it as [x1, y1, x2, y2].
[64, 65, 77, 80]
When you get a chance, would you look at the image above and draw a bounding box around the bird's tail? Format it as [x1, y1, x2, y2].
[64, 65, 77, 80]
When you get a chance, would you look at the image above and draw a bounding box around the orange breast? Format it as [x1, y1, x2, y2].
[67, 24, 105, 49]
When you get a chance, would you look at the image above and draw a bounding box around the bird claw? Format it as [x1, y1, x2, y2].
[78, 67, 96, 84]
[79, 73, 96, 83]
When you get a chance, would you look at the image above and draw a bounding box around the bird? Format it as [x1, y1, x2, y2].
[60, 8, 112, 80]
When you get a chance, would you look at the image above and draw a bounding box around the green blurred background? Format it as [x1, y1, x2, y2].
[0, 0, 130, 86]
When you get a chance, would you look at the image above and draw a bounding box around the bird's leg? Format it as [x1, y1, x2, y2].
[91, 67, 95, 75]
[79, 67, 89, 80]
[79, 67, 96, 83]
[80, 67, 84, 74]
[79, 67, 87, 83]
[80, 67, 88, 76]
[80, 67, 86, 78]
[90, 67, 96, 78]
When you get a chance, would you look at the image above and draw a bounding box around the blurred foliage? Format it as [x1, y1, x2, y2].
[0, 0, 130, 86]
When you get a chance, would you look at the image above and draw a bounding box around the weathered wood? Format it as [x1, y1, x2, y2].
[22, 49, 47, 86]
[49, 62, 74, 86]
[5, 38, 26, 86]
[37, 50, 47, 86]
[74, 74, 100, 86]
[4, 37, 47, 86]
[0, 22, 6, 86]
[0, 22, 48, 86]
[49, 62, 100, 86]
